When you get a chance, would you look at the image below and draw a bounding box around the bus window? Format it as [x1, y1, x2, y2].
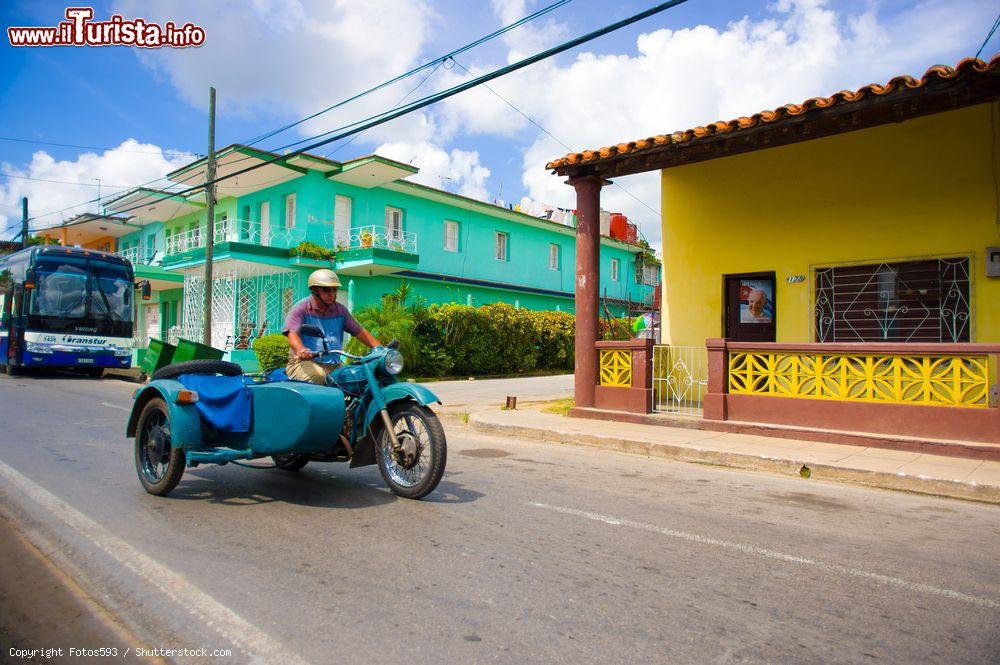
[31, 267, 87, 317]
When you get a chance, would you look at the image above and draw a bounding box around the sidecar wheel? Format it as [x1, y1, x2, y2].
[272, 454, 309, 471]
[134, 397, 186, 496]
[375, 402, 447, 500]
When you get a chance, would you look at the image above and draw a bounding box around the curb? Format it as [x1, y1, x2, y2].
[468, 413, 1000, 505]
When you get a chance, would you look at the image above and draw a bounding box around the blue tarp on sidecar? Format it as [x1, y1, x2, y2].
[177, 374, 252, 433]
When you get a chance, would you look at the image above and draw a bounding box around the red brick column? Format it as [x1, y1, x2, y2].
[570, 175, 603, 408]
[703, 338, 729, 421]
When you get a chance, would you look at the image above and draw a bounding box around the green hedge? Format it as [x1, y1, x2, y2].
[253, 333, 289, 372]
[410, 303, 587, 377]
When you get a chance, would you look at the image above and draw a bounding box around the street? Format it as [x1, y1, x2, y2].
[0, 372, 998, 664]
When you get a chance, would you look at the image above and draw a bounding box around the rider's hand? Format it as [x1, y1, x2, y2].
[296, 348, 315, 360]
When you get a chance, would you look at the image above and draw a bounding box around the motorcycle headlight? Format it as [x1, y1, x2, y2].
[25, 342, 53, 354]
[382, 349, 404, 375]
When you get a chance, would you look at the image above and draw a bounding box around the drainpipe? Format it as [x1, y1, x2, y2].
[347, 279, 355, 311]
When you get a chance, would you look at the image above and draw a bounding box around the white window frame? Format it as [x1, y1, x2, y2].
[444, 220, 459, 252]
[334, 195, 352, 246]
[494, 232, 508, 261]
[548, 243, 559, 270]
[285, 193, 296, 229]
[611, 258, 620, 282]
[385, 206, 403, 240]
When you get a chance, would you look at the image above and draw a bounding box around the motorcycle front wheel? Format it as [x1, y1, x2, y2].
[375, 401, 446, 500]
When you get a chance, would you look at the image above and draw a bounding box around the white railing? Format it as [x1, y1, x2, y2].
[652, 345, 708, 416]
[165, 219, 307, 255]
[324, 224, 417, 254]
[116, 247, 157, 266]
[163, 220, 417, 256]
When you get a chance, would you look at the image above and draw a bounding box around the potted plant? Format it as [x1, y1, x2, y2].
[360, 229, 374, 248]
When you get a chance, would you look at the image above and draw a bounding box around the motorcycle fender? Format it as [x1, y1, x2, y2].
[125, 381, 203, 449]
[360, 382, 441, 433]
[352, 383, 441, 469]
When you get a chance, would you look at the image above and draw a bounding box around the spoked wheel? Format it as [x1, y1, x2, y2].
[272, 454, 309, 471]
[134, 397, 186, 496]
[375, 402, 446, 500]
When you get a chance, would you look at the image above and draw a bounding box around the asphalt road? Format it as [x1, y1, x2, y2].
[0, 371, 997, 664]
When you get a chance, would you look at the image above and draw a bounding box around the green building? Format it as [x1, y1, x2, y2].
[38, 145, 659, 356]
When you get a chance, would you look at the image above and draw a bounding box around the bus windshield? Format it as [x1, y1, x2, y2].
[29, 255, 133, 328]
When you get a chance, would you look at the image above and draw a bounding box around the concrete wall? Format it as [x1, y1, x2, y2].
[659, 102, 1000, 346]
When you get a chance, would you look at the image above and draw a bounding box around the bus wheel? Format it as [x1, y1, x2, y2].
[4, 364, 21, 376]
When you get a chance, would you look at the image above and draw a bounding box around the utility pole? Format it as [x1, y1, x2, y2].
[20, 197, 28, 250]
[203, 86, 216, 346]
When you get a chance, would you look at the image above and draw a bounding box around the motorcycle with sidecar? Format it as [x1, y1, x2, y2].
[125, 327, 447, 499]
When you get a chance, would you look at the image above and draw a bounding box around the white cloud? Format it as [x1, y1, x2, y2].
[113, 0, 437, 145]
[460, 0, 997, 254]
[374, 140, 491, 201]
[0, 141, 193, 238]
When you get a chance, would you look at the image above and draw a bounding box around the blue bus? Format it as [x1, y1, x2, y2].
[0, 246, 137, 376]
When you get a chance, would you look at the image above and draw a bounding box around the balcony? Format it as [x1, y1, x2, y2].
[116, 247, 158, 266]
[165, 219, 306, 255]
[324, 225, 417, 254]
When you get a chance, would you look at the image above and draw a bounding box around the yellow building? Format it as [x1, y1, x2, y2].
[547, 56, 1000, 445]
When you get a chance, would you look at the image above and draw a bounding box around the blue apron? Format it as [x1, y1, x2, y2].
[302, 311, 346, 355]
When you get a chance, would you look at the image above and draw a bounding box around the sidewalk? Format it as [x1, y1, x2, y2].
[468, 406, 1000, 504]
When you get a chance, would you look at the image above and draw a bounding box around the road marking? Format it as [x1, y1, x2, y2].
[101, 402, 131, 412]
[529, 502, 999, 609]
[0, 461, 312, 664]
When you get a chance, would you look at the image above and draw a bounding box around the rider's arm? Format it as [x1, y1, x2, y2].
[354, 327, 382, 349]
[286, 330, 314, 360]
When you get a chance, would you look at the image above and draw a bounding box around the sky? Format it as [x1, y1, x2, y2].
[1, 0, 997, 253]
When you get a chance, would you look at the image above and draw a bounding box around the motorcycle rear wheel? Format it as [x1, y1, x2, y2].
[375, 401, 446, 500]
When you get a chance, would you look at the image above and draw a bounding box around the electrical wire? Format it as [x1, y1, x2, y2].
[103, 0, 692, 221]
[241, 0, 574, 149]
[448, 56, 662, 247]
[0, 173, 135, 188]
[0, 136, 199, 157]
[975, 12, 1000, 60]
[21, 0, 575, 226]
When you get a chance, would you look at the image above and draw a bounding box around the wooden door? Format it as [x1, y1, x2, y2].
[724, 272, 776, 342]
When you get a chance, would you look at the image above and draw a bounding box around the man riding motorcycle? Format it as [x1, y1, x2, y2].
[283, 269, 381, 384]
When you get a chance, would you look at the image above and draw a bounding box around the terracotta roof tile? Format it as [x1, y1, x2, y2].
[547, 55, 1000, 171]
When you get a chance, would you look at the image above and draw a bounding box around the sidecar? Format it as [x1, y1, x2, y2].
[125, 360, 349, 496]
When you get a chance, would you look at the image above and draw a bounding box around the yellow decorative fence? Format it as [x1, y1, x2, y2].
[599, 349, 632, 387]
[728, 351, 992, 407]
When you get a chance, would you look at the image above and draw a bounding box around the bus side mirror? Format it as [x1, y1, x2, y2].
[137, 280, 152, 300]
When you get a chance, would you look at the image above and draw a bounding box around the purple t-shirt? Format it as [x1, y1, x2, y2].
[283, 297, 361, 355]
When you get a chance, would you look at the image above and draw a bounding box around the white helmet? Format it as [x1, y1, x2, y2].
[308, 269, 342, 289]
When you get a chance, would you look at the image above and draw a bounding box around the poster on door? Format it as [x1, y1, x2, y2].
[739, 279, 774, 324]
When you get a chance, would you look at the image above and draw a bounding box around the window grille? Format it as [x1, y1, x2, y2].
[611, 258, 620, 282]
[495, 232, 508, 261]
[814, 257, 971, 343]
[549, 244, 559, 270]
[385, 206, 403, 240]
[285, 194, 296, 229]
[444, 220, 459, 252]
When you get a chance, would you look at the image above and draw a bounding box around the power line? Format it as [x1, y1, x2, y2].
[23, 1, 575, 226]
[448, 56, 662, 243]
[0, 172, 135, 188]
[0, 135, 200, 157]
[103, 0, 692, 221]
[976, 13, 1000, 60]
[242, 0, 574, 149]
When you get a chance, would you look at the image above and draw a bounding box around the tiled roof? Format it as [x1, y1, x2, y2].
[547, 54, 1000, 171]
